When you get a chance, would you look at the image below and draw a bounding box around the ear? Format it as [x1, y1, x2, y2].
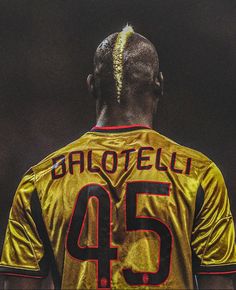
[87, 74, 96, 98]
[154, 71, 164, 98]
[159, 71, 164, 96]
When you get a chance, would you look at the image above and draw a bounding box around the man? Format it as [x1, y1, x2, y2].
[1, 25, 236, 289]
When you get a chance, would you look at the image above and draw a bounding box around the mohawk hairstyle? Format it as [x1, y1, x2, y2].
[93, 25, 159, 105]
[112, 25, 134, 103]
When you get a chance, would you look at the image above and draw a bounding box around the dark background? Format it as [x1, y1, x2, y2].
[0, 0, 236, 287]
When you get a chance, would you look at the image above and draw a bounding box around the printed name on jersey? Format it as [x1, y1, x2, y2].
[51, 146, 192, 180]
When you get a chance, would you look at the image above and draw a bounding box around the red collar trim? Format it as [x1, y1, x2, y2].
[91, 124, 152, 132]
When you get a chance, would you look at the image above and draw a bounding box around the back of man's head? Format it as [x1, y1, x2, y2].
[92, 25, 161, 107]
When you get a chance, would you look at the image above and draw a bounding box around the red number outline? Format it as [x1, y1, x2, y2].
[65, 181, 173, 288]
[123, 180, 173, 286]
[65, 183, 119, 289]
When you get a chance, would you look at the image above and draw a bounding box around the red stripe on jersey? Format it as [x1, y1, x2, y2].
[91, 124, 151, 130]
[0, 272, 46, 279]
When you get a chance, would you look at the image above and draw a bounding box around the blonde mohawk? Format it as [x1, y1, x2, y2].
[113, 25, 134, 104]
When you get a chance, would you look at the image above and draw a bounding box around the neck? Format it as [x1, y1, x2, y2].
[96, 104, 153, 127]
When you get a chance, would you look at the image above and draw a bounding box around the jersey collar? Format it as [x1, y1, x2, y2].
[90, 124, 152, 133]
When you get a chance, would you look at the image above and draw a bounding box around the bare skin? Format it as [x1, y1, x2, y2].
[4, 31, 235, 290]
[4, 274, 55, 289]
[197, 275, 234, 289]
[4, 276, 43, 290]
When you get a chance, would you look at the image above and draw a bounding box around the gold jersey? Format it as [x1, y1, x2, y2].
[1, 125, 236, 289]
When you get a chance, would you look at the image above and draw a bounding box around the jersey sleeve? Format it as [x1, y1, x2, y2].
[0, 169, 49, 278]
[192, 162, 236, 274]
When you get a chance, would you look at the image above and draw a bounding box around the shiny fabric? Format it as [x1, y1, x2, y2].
[1, 127, 236, 289]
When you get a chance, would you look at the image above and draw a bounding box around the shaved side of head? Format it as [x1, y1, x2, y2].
[93, 26, 160, 107]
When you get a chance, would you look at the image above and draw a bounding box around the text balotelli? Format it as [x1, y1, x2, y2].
[51, 146, 192, 179]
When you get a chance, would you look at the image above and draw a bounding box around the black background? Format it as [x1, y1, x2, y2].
[0, 0, 236, 288]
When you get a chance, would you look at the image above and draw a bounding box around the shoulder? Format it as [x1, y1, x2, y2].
[153, 132, 228, 199]
[150, 130, 214, 177]
[30, 132, 89, 180]
[152, 130, 211, 159]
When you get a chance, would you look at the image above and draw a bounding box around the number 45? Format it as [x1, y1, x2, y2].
[66, 181, 173, 288]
